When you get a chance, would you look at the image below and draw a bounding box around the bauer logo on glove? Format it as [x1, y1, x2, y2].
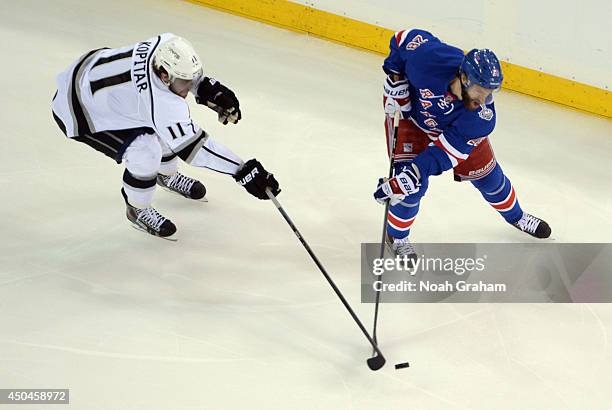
[234, 159, 281, 200]
[383, 75, 411, 117]
[373, 163, 421, 205]
[237, 167, 259, 185]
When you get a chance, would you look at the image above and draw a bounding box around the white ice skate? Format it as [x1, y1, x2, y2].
[385, 234, 418, 264]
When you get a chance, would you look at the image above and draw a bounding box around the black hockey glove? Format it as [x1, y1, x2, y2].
[195, 77, 241, 125]
[234, 159, 281, 200]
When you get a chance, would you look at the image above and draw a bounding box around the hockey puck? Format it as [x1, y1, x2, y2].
[394, 362, 410, 369]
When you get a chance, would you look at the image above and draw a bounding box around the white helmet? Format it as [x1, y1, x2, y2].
[153, 36, 203, 83]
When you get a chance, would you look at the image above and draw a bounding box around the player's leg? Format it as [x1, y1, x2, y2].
[156, 139, 206, 200]
[386, 172, 429, 256]
[456, 140, 551, 238]
[471, 164, 551, 238]
[470, 162, 523, 223]
[122, 133, 176, 237]
[384, 118, 431, 256]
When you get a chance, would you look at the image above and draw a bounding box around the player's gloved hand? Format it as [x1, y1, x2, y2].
[234, 159, 281, 200]
[373, 163, 421, 205]
[195, 77, 242, 125]
[383, 75, 411, 118]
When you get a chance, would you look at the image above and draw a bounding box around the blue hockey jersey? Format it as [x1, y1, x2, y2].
[383, 29, 497, 177]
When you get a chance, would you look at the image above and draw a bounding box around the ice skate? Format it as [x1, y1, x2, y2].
[385, 234, 418, 264]
[122, 189, 177, 240]
[512, 212, 551, 239]
[157, 172, 207, 202]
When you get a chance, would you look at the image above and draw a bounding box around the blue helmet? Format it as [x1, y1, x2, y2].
[460, 49, 503, 89]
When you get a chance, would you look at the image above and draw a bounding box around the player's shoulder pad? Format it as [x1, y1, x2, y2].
[154, 91, 192, 126]
[399, 30, 463, 85]
[393, 28, 436, 50]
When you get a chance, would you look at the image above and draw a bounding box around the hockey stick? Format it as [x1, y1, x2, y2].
[265, 188, 386, 371]
[371, 110, 401, 354]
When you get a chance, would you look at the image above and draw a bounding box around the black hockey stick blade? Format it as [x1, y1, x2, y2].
[367, 353, 386, 371]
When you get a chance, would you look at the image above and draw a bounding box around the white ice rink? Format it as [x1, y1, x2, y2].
[1, 0, 612, 408]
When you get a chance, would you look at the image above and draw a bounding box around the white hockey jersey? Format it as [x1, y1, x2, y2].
[52, 33, 243, 174]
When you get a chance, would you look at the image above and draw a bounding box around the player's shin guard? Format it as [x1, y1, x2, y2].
[159, 153, 179, 175]
[386, 201, 419, 239]
[122, 169, 157, 208]
[471, 164, 522, 224]
[385, 201, 419, 259]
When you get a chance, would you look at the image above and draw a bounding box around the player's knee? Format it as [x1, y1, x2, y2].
[124, 134, 163, 177]
[472, 163, 504, 192]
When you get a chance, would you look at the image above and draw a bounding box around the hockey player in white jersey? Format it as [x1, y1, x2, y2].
[52, 34, 280, 238]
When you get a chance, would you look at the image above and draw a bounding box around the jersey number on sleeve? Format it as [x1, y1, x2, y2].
[167, 123, 186, 139]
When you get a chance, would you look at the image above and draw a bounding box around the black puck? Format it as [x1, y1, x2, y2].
[394, 362, 410, 369]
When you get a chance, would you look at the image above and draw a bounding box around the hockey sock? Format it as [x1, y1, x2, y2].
[122, 169, 157, 209]
[471, 164, 523, 224]
[386, 201, 419, 239]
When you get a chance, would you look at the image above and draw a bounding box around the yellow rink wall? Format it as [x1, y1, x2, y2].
[187, 0, 610, 118]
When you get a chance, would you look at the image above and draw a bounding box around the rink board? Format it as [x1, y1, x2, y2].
[187, 0, 610, 118]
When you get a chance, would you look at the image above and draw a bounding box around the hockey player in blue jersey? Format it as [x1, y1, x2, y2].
[373, 29, 551, 256]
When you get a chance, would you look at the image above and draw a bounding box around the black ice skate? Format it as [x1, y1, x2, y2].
[157, 172, 207, 201]
[121, 189, 177, 239]
[512, 212, 551, 239]
[385, 233, 418, 265]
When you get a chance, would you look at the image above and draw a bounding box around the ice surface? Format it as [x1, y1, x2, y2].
[0, 0, 611, 408]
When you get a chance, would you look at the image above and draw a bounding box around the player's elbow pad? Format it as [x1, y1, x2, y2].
[172, 131, 208, 164]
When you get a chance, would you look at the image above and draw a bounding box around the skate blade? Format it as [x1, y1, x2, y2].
[129, 224, 178, 242]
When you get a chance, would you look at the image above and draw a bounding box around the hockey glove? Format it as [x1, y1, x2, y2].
[373, 163, 421, 205]
[195, 77, 242, 125]
[383, 75, 411, 118]
[234, 159, 281, 200]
